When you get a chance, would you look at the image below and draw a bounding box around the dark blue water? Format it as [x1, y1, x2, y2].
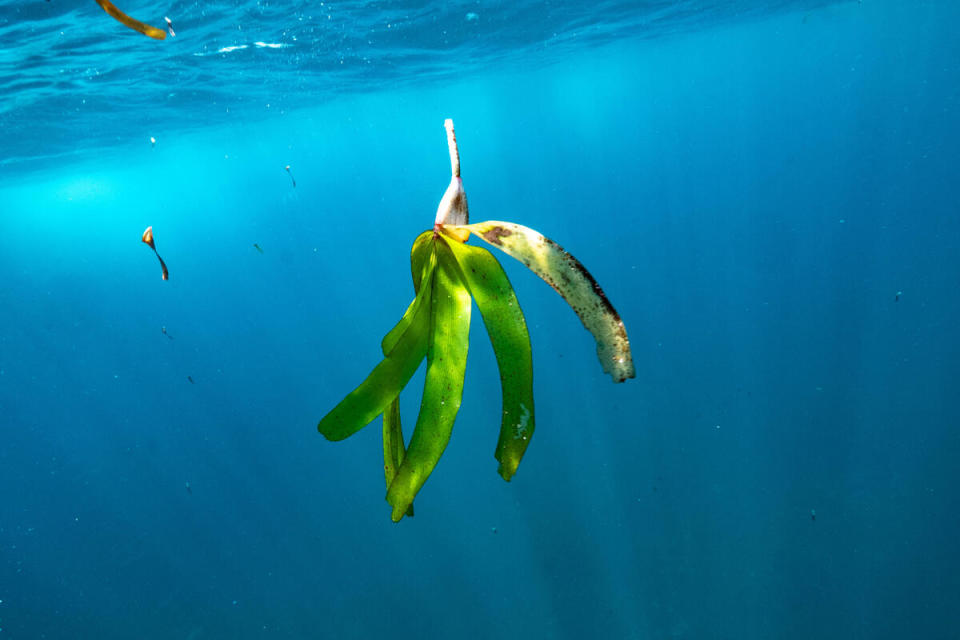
[2, 0, 959, 638]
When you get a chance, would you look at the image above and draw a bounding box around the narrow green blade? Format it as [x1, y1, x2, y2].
[462, 220, 635, 383]
[375, 232, 433, 517]
[382, 240, 436, 355]
[447, 240, 534, 482]
[317, 257, 436, 441]
[410, 230, 434, 293]
[382, 398, 414, 517]
[386, 238, 472, 521]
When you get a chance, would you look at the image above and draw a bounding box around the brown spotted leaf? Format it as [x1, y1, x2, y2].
[460, 221, 635, 383]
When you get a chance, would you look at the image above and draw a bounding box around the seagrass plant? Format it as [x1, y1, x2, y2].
[318, 120, 635, 521]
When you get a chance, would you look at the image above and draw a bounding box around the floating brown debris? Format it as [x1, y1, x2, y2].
[141, 226, 169, 280]
[95, 0, 167, 40]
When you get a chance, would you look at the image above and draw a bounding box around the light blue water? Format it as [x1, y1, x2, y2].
[1, 0, 837, 168]
[1, 1, 959, 638]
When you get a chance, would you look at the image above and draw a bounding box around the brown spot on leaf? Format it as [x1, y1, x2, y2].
[482, 226, 513, 246]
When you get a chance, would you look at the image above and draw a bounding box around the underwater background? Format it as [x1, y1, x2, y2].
[1, 0, 959, 638]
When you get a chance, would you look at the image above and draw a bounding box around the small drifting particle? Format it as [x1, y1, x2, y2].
[187, 375, 195, 384]
[185, 481, 192, 494]
[811, 509, 816, 521]
[285, 164, 296, 188]
[150, 136, 156, 148]
[164, 16, 176, 37]
[161, 326, 173, 339]
[253, 243, 264, 254]
[491, 527, 497, 534]
[895, 290, 902, 302]
[465, 12, 479, 21]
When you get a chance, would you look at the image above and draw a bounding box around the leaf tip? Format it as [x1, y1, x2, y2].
[317, 423, 338, 440]
[389, 500, 412, 522]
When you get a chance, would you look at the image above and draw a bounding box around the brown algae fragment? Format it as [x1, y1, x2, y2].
[95, 0, 167, 40]
[141, 226, 169, 280]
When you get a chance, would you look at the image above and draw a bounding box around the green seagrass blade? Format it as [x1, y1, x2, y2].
[445, 237, 534, 482]
[382, 397, 404, 488]
[410, 230, 435, 293]
[379, 231, 434, 518]
[386, 238, 472, 521]
[317, 248, 437, 441]
[382, 235, 436, 355]
[382, 397, 413, 517]
[459, 220, 635, 383]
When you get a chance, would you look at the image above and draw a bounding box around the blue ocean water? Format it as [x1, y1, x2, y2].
[2, 0, 959, 638]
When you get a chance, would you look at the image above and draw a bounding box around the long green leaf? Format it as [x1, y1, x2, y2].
[410, 230, 434, 293]
[375, 232, 435, 517]
[381, 239, 436, 355]
[317, 259, 436, 441]
[383, 397, 402, 483]
[382, 397, 414, 517]
[461, 220, 635, 383]
[447, 239, 534, 482]
[386, 238, 472, 521]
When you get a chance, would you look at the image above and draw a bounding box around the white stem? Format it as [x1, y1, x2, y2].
[445, 118, 460, 178]
[435, 119, 469, 227]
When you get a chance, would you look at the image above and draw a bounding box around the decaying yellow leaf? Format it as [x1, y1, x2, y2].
[461, 220, 635, 383]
